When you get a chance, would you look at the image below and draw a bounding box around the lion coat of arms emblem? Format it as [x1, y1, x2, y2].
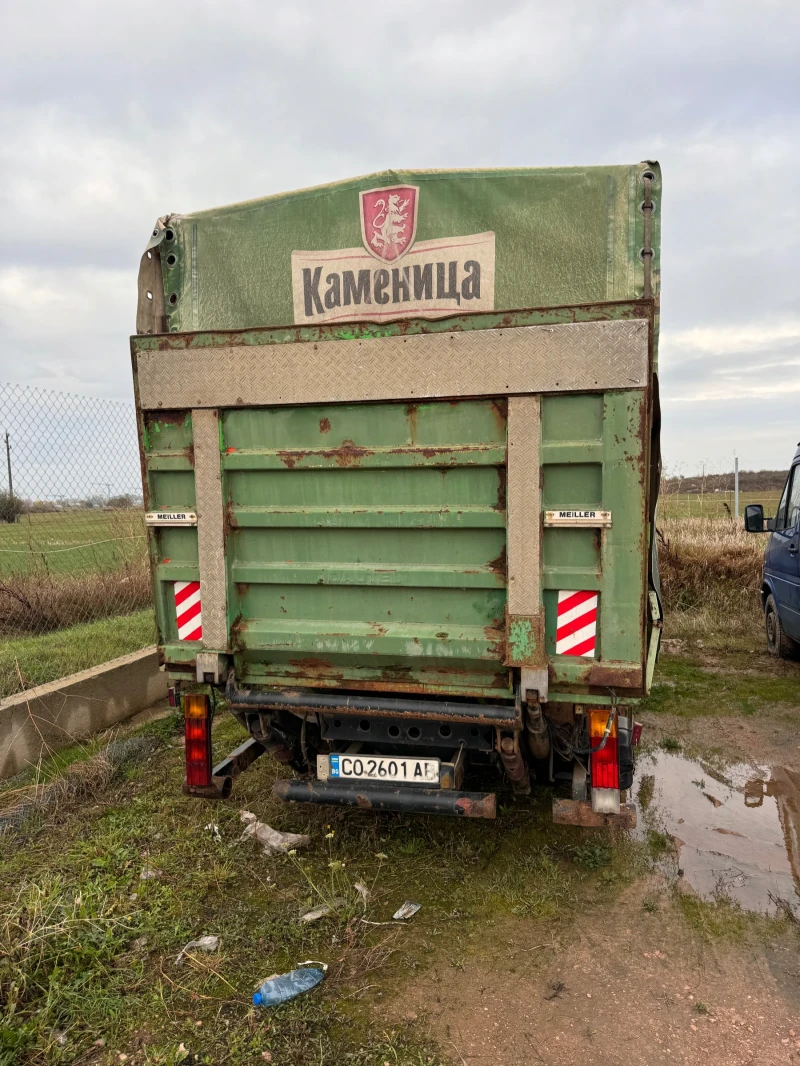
[360, 185, 419, 263]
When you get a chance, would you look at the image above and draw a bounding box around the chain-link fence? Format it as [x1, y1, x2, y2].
[0, 382, 152, 639]
[660, 460, 784, 518]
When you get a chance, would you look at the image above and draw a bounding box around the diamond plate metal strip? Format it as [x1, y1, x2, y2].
[506, 396, 545, 669]
[192, 409, 228, 651]
[136, 320, 648, 409]
[507, 395, 541, 617]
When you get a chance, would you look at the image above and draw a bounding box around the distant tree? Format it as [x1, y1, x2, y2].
[107, 494, 134, 509]
[0, 491, 24, 523]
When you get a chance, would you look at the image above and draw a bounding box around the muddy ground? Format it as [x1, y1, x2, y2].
[402, 641, 800, 1066]
[1, 637, 798, 1065]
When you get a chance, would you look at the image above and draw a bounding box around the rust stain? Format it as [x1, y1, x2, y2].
[223, 499, 239, 537]
[147, 302, 649, 355]
[483, 625, 505, 660]
[494, 467, 507, 512]
[320, 439, 372, 467]
[550, 662, 643, 690]
[229, 614, 247, 653]
[487, 545, 507, 579]
[356, 794, 373, 809]
[277, 450, 300, 468]
[490, 396, 508, 431]
[286, 657, 343, 680]
[368, 621, 388, 637]
[148, 409, 188, 428]
[435, 631, 449, 639]
[319, 417, 331, 434]
[405, 403, 418, 443]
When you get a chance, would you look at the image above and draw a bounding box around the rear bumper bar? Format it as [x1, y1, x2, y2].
[273, 778, 497, 819]
[225, 674, 520, 728]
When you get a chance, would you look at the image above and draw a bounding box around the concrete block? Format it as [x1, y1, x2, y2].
[0, 647, 168, 780]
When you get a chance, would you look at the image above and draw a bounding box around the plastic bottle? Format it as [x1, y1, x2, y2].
[252, 962, 326, 1007]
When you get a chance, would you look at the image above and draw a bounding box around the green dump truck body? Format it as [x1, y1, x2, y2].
[133, 163, 661, 817]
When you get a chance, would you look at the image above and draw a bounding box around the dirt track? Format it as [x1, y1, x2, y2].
[393, 648, 800, 1065]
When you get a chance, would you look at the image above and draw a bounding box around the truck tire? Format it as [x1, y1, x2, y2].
[765, 594, 800, 660]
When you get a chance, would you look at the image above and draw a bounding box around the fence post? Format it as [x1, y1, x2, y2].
[734, 455, 739, 519]
[4, 431, 11, 497]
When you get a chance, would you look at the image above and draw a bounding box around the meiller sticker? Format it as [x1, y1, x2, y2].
[291, 185, 496, 325]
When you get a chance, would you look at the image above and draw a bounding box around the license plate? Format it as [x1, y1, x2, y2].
[329, 753, 440, 785]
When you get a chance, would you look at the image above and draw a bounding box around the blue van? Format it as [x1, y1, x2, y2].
[744, 444, 800, 658]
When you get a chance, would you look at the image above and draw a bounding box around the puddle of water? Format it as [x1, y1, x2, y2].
[634, 751, 800, 915]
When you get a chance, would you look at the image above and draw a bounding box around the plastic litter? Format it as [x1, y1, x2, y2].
[240, 811, 310, 856]
[298, 898, 345, 923]
[175, 935, 220, 965]
[253, 961, 327, 1006]
[393, 901, 422, 920]
[354, 880, 370, 905]
[204, 822, 222, 843]
[139, 864, 163, 881]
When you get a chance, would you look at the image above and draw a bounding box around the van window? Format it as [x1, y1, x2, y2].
[787, 465, 800, 530]
[775, 474, 790, 529]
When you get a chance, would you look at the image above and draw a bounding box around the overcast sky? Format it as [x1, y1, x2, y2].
[1, 0, 798, 475]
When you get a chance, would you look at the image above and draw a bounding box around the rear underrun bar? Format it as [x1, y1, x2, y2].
[225, 674, 520, 728]
[272, 778, 497, 819]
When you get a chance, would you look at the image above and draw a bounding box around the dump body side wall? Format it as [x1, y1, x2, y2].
[135, 301, 653, 700]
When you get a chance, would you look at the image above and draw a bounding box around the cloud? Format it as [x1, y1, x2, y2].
[663, 321, 800, 359]
[0, 266, 135, 397]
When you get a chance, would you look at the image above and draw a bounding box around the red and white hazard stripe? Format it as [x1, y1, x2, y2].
[174, 580, 202, 641]
[556, 590, 598, 657]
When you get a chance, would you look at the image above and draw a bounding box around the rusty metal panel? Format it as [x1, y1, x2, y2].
[192, 408, 228, 650]
[135, 303, 656, 702]
[134, 319, 648, 410]
[224, 398, 509, 695]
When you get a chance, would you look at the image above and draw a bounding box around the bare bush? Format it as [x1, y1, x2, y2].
[0, 491, 24, 524]
[0, 564, 152, 636]
[657, 516, 766, 639]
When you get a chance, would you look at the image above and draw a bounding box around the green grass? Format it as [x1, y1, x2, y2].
[640, 653, 800, 721]
[0, 510, 146, 578]
[1, 609, 155, 697]
[657, 490, 781, 519]
[0, 711, 650, 1066]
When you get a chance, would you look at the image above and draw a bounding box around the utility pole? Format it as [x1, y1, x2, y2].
[734, 453, 739, 519]
[4, 432, 11, 497]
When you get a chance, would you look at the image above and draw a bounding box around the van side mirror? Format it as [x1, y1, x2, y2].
[744, 504, 766, 533]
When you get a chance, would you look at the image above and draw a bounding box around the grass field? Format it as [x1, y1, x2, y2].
[0, 510, 147, 578]
[657, 488, 781, 519]
[0, 610, 156, 697]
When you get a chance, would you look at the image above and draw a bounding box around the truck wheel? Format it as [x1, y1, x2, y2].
[765, 594, 800, 660]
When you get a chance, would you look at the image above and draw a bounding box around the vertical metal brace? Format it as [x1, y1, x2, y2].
[506, 395, 547, 700]
[192, 409, 228, 651]
[642, 173, 653, 301]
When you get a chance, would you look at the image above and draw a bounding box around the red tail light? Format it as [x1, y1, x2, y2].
[184, 693, 212, 789]
[589, 708, 620, 814]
